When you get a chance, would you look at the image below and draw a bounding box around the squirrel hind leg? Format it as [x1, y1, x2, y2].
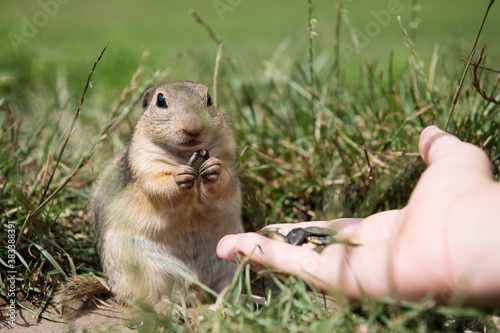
[152, 298, 184, 318]
[147, 284, 208, 318]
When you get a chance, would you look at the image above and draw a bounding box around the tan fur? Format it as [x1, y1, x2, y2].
[92, 81, 243, 315]
[54, 275, 109, 308]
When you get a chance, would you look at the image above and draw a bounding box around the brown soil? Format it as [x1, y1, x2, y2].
[1, 297, 213, 332]
[1, 299, 132, 332]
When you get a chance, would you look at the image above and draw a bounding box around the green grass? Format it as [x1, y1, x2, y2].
[1, 0, 500, 331]
[2, 0, 500, 93]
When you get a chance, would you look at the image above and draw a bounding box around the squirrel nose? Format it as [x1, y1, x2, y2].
[183, 128, 201, 138]
[181, 113, 204, 138]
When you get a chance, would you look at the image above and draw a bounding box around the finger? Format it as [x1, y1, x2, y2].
[216, 234, 241, 263]
[217, 232, 332, 276]
[419, 126, 492, 178]
[217, 233, 300, 264]
[217, 232, 394, 299]
[216, 223, 396, 280]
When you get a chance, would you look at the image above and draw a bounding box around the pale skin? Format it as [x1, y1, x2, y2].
[217, 126, 500, 307]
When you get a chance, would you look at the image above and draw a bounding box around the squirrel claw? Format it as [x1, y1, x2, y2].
[200, 157, 222, 183]
[173, 165, 198, 189]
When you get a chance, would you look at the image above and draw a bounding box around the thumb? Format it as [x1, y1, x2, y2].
[418, 126, 492, 179]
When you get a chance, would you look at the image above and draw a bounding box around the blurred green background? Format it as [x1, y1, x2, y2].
[1, 0, 499, 95]
[1, 5, 500, 329]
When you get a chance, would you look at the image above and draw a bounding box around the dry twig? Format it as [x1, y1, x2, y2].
[471, 46, 500, 105]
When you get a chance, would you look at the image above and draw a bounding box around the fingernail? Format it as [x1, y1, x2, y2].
[217, 234, 240, 257]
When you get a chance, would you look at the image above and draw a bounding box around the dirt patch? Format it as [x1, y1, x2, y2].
[1, 297, 216, 332]
[1, 299, 133, 332]
[0, 278, 268, 332]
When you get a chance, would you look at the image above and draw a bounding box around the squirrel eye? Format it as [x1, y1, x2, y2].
[207, 93, 213, 107]
[156, 93, 168, 108]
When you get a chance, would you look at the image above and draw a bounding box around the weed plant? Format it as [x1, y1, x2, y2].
[0, 0, 499, 331]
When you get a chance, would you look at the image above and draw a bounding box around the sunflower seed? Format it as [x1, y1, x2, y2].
[256, 229, 288, 242]
[187, 149, 209, 171]
[303, 226, 337, 237]
[286, 228, 309, 246]
[306, 235, 338, 246]
[314, 245, 326, 253]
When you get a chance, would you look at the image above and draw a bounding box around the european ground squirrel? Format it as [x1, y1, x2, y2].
[62, 81, 243, 315]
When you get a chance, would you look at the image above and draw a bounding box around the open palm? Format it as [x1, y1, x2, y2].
[217, 126, 500, 306]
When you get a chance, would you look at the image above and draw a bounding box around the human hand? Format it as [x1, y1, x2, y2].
[217, 126, 500, 306]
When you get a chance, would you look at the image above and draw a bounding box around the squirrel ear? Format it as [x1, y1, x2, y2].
[142, 88, 154, 112]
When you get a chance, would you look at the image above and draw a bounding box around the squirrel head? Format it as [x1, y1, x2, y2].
[135, 81, 235, 163]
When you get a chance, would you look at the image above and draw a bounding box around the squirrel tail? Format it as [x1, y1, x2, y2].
[54, 275, 109, 309]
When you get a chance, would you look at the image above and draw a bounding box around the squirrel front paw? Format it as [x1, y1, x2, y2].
[199, 157, 222, 183]
[173, 165, 198, 189]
